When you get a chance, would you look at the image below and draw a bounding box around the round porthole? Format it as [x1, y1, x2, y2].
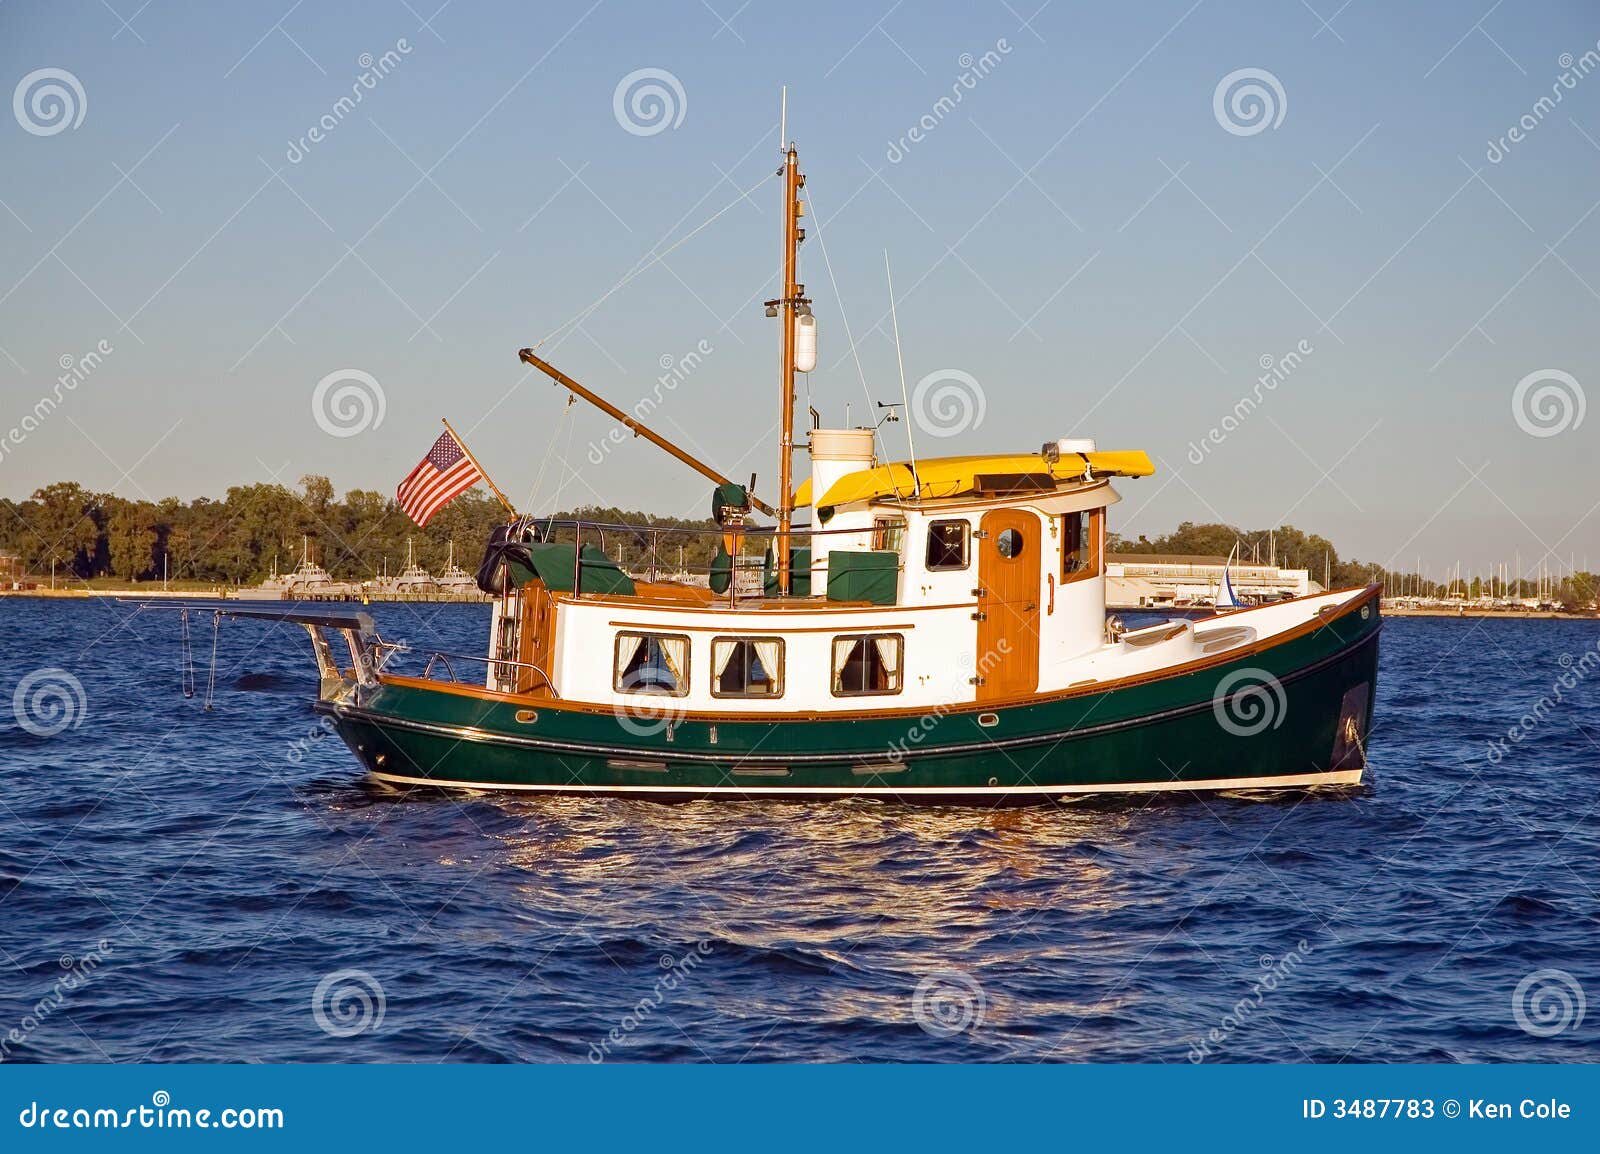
[996, 528, 1025, 559]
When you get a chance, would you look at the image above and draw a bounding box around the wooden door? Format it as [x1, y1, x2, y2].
[976, 509, 1041, 701]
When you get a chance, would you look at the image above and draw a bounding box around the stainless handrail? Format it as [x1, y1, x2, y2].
[420, 650, 561, 698]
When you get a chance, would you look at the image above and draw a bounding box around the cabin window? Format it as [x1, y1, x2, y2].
[925, 520, 969, 571]
[711, 636, 784, 698]
[613, 632, 690, 697]
[831, 634, 904, 697]
[1061, 509, 1103, 581]
[872, 517, 906, 552]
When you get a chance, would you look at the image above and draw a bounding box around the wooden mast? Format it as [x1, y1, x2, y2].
[775, 144, 803, 594]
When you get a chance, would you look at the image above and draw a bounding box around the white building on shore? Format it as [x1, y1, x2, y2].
[1106, 553, 1315, 609]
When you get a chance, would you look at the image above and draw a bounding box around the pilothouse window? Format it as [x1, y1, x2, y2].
[711, 637, 784, 698]
[831, 634, 904, 697]
[872, 517, 906, 552]
[1062, 508, 1103, 581]
[614, 632, 690, 697]
[925, 520, 969, 571]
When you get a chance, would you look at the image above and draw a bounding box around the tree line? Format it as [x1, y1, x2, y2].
[2, 481, 1588, 603]
[0, 479, 725, 585]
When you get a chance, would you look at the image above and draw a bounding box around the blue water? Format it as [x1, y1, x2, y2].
[0, 599, 1595, 1063]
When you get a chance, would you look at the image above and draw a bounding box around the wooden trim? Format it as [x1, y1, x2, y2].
[606, 618, 920, 634]
[377, 585, 1381, 723]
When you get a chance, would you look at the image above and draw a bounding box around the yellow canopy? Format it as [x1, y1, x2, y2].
[793, 451, 1155, 508]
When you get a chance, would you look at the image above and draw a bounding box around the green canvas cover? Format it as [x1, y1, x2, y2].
[763, 546, 812, 597]
[523, 542, 636, 595]
[826, 550, 898, 605]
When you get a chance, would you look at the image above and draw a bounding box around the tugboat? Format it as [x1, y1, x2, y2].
[148, 141, 1380, 802]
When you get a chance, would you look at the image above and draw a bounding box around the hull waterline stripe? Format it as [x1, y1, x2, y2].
[365, 768, 1364, 796]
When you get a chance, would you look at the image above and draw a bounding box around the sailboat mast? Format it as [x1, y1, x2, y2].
[775, 143, 804, 595]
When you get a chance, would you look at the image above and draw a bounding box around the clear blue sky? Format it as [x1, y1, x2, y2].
[2, 0, 1597, 578]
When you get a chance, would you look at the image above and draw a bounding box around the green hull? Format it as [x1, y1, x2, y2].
[318, 590, 1381, 803]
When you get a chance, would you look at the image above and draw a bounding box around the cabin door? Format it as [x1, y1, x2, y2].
[976, 509, 1041, 702]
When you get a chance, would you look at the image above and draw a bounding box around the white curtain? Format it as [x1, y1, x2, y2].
[873, 636, 901, 685]
[712, 640, 739, 681]
[658, 637, 688, 686]
[614, 634, 646, 686]
[751, 639, 782, 693]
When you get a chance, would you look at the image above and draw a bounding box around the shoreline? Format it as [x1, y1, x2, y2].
[4, 587, 1592, 619]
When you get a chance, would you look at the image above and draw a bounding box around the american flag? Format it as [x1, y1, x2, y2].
[397, 430, 484, 526]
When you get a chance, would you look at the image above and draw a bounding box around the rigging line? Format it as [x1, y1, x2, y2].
[203, 612, 219, 712]
[804, 186, 879, 456]
[527, 170, 779, 355]
[549, 393, 582, 515]
[885, 250, 919, 497]
[523, 393, 576, 513]
[179, 608, 195, 699]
